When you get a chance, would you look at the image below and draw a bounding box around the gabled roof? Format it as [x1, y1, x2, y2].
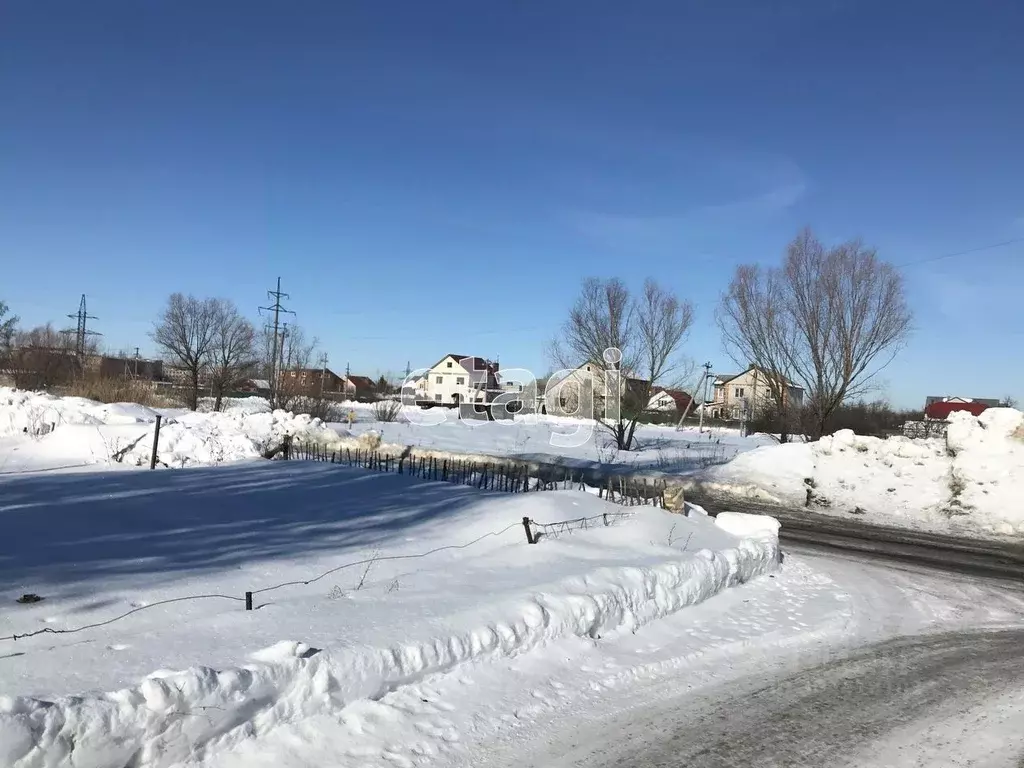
[651, 387, 693, 409]
[346, 375, 376, 390]
[431, 354, 499, 374]
[716, 365, 800, 390]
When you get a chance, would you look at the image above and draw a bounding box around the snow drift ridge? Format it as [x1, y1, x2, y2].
[0, 521, 778, 768]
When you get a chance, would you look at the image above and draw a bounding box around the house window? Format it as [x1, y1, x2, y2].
[434, 394, 442, 402]
[456, 376, 465, 385]
[446, 361, 453, 368]
[475, 396, 483, 403]
[559, 397, 568, 408]
[734, 387, 745, 398]
[436, 376, 443, 384]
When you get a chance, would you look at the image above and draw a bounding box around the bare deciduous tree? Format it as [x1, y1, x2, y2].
[717, 265, 799, 442]
[207, 300, 257, 412]
[1000, 395, 1019, 409]
[551, 277, 694, 450]
[152, 293, 219, 411]
[0, 300, 17, 357]
[264, 324, 321, 412]
[719, 228, 912, 440]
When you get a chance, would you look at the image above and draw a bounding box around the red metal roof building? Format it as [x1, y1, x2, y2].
[924, 400, 990, 420]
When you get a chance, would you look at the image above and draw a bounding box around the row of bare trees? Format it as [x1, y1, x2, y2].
[551, 228, 914, 448]
[151, 293, 319, 411]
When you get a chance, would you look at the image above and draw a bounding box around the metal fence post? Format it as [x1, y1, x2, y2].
[149, 414, 162, 470]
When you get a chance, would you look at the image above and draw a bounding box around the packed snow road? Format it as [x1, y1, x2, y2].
[540, 627, 1024, 768]
[198, 544, 1024, 768]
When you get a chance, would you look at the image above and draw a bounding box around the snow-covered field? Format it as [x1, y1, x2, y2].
[0, 389, 768, 476]
[697, 407, 1024, 536]
[4, 388, 1024, 539]
[0, 460, 778, 768]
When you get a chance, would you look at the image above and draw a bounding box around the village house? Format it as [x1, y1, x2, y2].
[341, 375, 377, 400]
[543, 362, 651, 418]
[419, 354, 501, 406]
[647, 387, 693, 414]
[923, 396, 1000, 420]
[705, 365, 804, 420]
[282, 367, 348, 395]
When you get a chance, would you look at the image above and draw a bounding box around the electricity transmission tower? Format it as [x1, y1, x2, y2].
[258, 277, 294, 402]
[63, 294, 102, 356]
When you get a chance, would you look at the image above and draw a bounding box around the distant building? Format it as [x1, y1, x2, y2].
[342, 375, 377, 400]
[707, 366, 804, 420]
[924, 395, 1001, 408]
[420, 354, 501, 406]
[923, 396, 998, 421]
[647, 387, 693, 413]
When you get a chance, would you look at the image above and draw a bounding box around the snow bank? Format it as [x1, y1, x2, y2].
[119, 410, 340, 468]
[698, 408, 1024, 536]
[0, 388, 342, 470]
[715, 511, 782, 541]
[0, 462, 779, 768]
[0, 388, 156, 437]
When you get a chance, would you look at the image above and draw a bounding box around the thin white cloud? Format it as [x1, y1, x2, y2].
[556, 139, 808, 251]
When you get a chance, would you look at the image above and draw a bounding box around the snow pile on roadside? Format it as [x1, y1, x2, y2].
[0, 461, 779, 768]
[119, 410, 343, 467]
[696, 407, 1024, 535]
[946, 408, 1024, 534]
[0, 387, 156, 437]
[0, 388, 343, 470]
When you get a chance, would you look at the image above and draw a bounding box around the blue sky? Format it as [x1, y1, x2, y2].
[2, 1, 1022, 407]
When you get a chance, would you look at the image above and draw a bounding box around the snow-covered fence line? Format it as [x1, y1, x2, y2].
[1, 504, 637, 645]
[288, 438, 675, 507]
[526, 510, 634, 542]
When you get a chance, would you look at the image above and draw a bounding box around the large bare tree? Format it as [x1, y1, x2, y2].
[551, 277, 694, 450]
[717, 264, 799, 441]
[719, 228, 912, 440]
[207, 300, 257, 411]
[261, 323, 320, 412]
[152, 293, 219, 410]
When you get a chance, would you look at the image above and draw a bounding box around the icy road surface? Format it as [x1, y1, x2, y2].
[540, 628, 1024, 768]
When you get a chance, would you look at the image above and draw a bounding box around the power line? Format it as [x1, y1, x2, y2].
[896, 237, 1024, 268]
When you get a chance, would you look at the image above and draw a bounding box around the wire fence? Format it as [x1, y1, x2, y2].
[287, 438, 672, 507]
[2, 454, 648, 642]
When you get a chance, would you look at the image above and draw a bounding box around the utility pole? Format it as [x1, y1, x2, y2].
[698, 361, 714, 433]
[62, 294, 101, 357]
[258, 277, 294, 404]
[318, 352, 328, 397]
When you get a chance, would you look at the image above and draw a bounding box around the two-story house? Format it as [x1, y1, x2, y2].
[544, 362, 650, 418]
[282, 367, 347, 395]
[421, 354, 501, 406]
[707, 365, 804, 420]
